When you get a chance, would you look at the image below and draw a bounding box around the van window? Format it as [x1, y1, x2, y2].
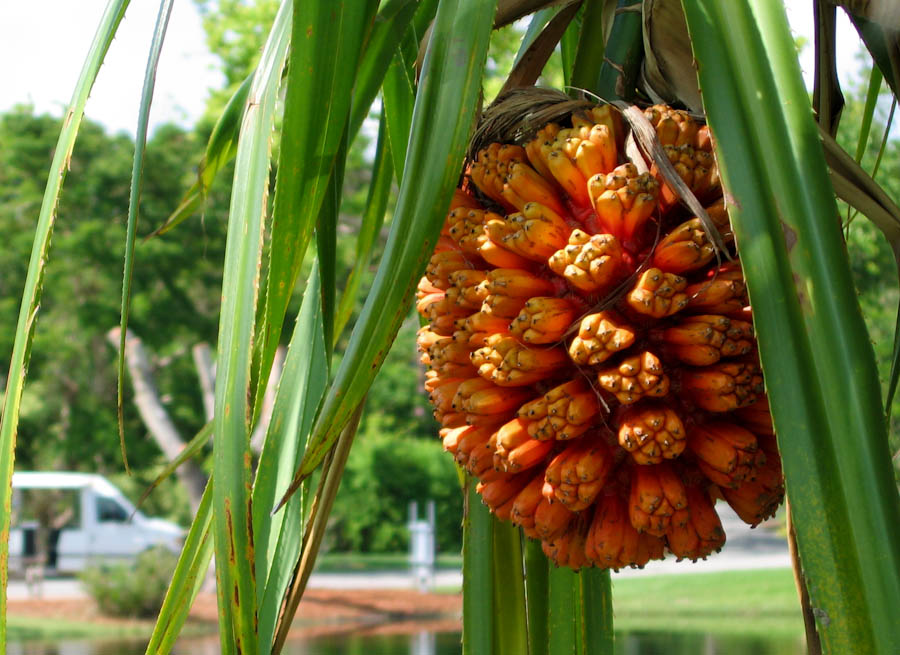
[97, 496, 129, 523]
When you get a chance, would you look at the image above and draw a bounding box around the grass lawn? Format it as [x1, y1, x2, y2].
[317, 554, 803, 638]
[5, 614, 213, 642]
[613, 568, 804, 638]
[6, 615, 154, 641]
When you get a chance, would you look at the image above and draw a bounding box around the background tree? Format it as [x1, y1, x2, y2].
[0, 109, 223, 475]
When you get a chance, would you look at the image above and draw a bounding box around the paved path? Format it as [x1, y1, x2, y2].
[6, 504, 789, 600]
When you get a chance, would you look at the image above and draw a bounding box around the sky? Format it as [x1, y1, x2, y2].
[0, 0, 222, 136]
[0, 1, 874, 139]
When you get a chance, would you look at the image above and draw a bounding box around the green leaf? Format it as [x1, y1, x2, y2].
[281, 0, 498, 501]
[411, 0, 441, 41]
[580, 568, 613, 654]
[569, 1, 607, 94]
[559, 5, 583, 88]
[150, 73, 252, 237]
[683, 1, 900, 651]
[462, 479, 493, 655]
[254, 0, 379, 421]
[524, 538, 550, 655]
[0, 0, 130, 645]
[156, 0, 418, 240]
[514, 7, 564, 68]
[492, 521, 527, 655]
[594, 0, 643, 101]
[315, 129, 347, 364]
[348, 0, 421, 139]
[145, 481, 214, 655]
[211, 2, 292, 651]
[500, 4, 582, 97]
[135, 421, 213, 512]
[548, 566, 579, 655]
[382, 29, 418, 181]
[334, 112, 392, 342]
[159, 0, 417, 240]
[854, 66, 882, 163]
[118, 0, 175, 473]
[270, 402, 365, 655]
[252, 262, 328, 651]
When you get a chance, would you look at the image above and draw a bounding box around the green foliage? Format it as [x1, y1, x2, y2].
[0, 108, 227, 473]
[483, 22, 564, 104]
[612, 569, 803, 638]
[80, 546, 179, 618]
[327, 431, 463, 554]
[194, 0, 280, 115]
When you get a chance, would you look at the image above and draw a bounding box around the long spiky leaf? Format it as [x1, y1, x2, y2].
[382, 29, 418, 182]
[158, 0, 417, 239]
[253, 262, 328, 651]
[547, 566, 578, 655]
[270, 402, 365, 655]
[135, 421, 212, 513]
[0, 0, 130, 645]
[580, 568, 613, 654]
[118, 0, 175, 474]
[348, 0, 422, 139]
[683, 1, 900, 650]
[524, 538, 550, 655]
[253, 1, 379, 421]
[492, 521, 528, 655]
[211, 2, 292, 651]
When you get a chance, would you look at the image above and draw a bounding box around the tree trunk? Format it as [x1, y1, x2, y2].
[107, 328, 207, 513]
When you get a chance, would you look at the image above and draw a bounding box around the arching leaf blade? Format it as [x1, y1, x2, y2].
[382, 28, 418, 182]
[683, 1, 900, 651]
[348, 0, 421, 139]
[254, 0, 379, 420]
[118, 0, 175, 473]
[252, 263, 328, 651]
[0, 0, 130, 646]
[211, 2, 292, 651]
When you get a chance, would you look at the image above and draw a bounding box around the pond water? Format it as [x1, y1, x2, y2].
[7, 629, 807, 654]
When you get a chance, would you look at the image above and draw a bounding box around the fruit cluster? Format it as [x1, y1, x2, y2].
[417, 103, 783, 570]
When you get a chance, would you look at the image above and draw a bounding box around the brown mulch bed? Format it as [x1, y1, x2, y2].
[8, 589, 463, 638]
[188, 589, 462, 624]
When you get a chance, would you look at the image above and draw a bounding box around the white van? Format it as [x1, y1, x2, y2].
[9, 471, 184, 574]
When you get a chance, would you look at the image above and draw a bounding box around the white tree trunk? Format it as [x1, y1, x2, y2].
[110, 330, 287, 513]
[191, 343, 216, 422]
[250, 345, 286, 453]
[107, 328, 207, 513]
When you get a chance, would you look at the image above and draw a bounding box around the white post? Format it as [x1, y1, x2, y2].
[408, 499, 435, 592]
